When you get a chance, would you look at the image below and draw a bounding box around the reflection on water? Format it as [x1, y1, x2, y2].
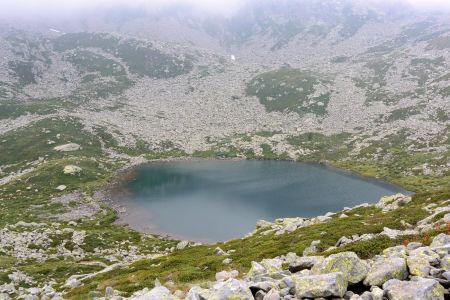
[119, 160, 407, 242]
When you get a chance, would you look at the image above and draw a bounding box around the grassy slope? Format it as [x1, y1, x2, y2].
[1, 117, 450, 299]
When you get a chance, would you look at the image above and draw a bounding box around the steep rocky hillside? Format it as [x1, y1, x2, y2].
[1, 0, 450, 299]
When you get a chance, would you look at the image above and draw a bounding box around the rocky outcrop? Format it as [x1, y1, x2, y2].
[103, 233, 450, 300]
[376, 194, 412, 212]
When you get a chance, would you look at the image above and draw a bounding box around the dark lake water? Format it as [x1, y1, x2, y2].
[118, 160, 407, 242]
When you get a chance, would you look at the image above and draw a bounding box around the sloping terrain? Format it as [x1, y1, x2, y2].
[0, 0, 450, 299]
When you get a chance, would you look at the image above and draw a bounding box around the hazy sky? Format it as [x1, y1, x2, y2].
[1, 0, 450, 21]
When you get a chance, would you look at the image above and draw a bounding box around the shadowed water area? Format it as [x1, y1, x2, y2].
[117, 160, 407, 242]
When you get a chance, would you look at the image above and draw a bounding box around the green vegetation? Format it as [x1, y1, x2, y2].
[66, 191, 443, 298]
[287, 132, 352, 161]
[407, 57, 445, 86]
[65, 50, 126, 77]
[246, 68, 332, 115]
[386, 106, 422, 122]
[8, 61, 39, 85]
[53, 33, 193, 78]
[0, 98, 79, 120]
[0, 117, 102, 170]
[1, 118, 450, 299]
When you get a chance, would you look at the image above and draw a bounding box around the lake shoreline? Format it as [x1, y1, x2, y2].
[97, 156, 411, 242]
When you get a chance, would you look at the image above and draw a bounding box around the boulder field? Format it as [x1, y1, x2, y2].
[96, 233, 450, 300]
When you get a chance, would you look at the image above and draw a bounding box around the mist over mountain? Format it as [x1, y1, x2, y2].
[2, 0, 450, 299]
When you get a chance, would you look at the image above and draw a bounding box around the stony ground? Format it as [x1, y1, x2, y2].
[1, 1, 450, 299]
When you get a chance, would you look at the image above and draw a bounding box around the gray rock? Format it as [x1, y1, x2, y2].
[223, 258, 233, 265]
[407, 255, 431, 276]
[63, 165, 82, 175]
[105, 287, 114, 298]
[431, 234, 450, 248]
[292, 272, 348, 298]
[56, 185, 67, 192]
[370, 286, 384, 300]
[312, 252, 368, 285]
[255, 290, 266, 300]
[215, 270, 239, 282]
[382, 277, 445, 300]
[407, 242, 424, 251]
[129, 286, 173, 300]
[303, 240, 320, 256]
[442, 271, 450, 281]
[363, 257, 408, 286]
[289, 256, 324, 272]
[214, 247, 226, 256]
[383, 246, 407, 258]
[381, 227, 418, 239]
[186, 286, 210, 300]
[409, 247, 440, 266]
[376, 194, 411, 212]
[176, 240, 189, 250]
[208, 279, 253, 300]
[336, 236, 353, 247]
[263, 289, 281, 300]
[247, 261, 266, 278]
[54, 143, 81, 152]
[440, 255, 450, 271]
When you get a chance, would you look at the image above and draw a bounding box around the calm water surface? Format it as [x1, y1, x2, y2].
[119, 160, 407, 242]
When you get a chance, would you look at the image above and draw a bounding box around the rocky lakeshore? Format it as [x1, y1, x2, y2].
[1, 1, 450, 297]
[115, 233, 450, 300]
[2, 193, 450, 299]
[84, 194, 450, 300]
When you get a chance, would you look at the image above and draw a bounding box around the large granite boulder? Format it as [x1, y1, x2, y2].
[383, 246, 407, 258]
[292, 272, 347, 298]
[430, 234, 450, 248]
[129, 286, 174, 300]
[382, 278, 445, 300]
[407, 256, 431, 276]
[247, 259, 284, 279]
[363, 257, 408, 286]
[208, 279, 253, 300]
[312, 252, 368, 284]
[409, 247, 440, 266]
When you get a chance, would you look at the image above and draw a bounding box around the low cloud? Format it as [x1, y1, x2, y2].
[0, 0, 449, 22]
[0, 0, 244, 21]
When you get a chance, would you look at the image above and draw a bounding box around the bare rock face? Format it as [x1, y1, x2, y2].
[382, 278, 445, 300]
[376, 194, 412, 212]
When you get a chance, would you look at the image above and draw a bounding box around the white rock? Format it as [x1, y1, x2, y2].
[63, 165, 82, 175]
[54, 143, 81, 152]
[56, 185, 67, 191]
